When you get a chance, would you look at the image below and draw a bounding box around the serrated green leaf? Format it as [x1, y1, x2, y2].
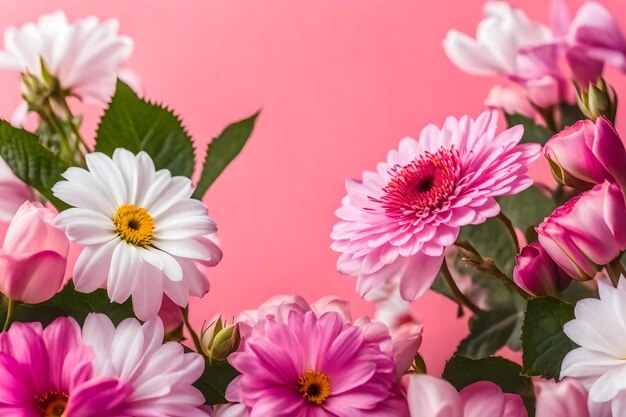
[0, 281, 135, 327]
[0, 120, 69, 210]
[457, 305, 523, 359]
[522, 296, 576, 380]
[443, 356, 536, 417]
[95, 80, 195, 178]
[497, 186, 556, 235]
[194, 360, 240, 405]
[193, 112, 259, 199]
[505, 113, 553, 145]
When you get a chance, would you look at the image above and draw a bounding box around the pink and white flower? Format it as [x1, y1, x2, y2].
[331, 109, 540, 301]
[0, 317, 132, 417]
[53, 149, 222, 320]
[82, 313, 209, 417]
[0, 157, 34, 223]
[0, 11, 133, 104]
[561, 279, 626, 416]
[405, 374, 527, 417]
[0, 201, 69, 304]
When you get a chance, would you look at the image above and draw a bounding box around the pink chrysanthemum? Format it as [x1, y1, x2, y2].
[331, 109, 541, 301]
[228, 308, 397, 417]
[0, 317, 131, 417]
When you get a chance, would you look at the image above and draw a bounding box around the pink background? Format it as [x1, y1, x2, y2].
[1, 0, 625, 374]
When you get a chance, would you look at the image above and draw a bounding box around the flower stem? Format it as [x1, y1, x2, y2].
[182, 306, 204, 354]
[606, 256, 625, 287]
[2, 299, 20, 331]
[455, 240, 531, 300]
[496, 212, 520, 254]
[440, 258, 483, 315]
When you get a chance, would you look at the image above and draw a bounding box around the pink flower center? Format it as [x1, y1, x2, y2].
[378, 148, 460, 217]
[36, 391, 68, 417]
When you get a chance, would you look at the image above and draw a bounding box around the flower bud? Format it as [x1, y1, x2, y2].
[537, 182, 626, 281]
[544, 117, 626, 192]
[0, 201, 69, 303]
[19, 58, 63, 110]
[513, 242, 572, 296]
[576, 78, 617, 123]
[201, 317, 240, 363]
[158, 295, 184, 341]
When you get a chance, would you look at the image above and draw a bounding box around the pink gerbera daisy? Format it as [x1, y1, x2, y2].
[331, 109, 541, 301]
[228, 309, 397, 417]
[0, 317, 131, 417]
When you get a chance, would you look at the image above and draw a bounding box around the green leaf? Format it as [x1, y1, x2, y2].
[443, 356, 536, 417]
[497, 186, 556, 235]
[505, 113, 553, 145]
[194, 360, 240, 405]
[95, 80, 195, 178]
[193, 112, 259, 199]
[522, 296, 576, 380]
[457, 304, 524, 359]
[0, 120, 69, 209]
[560, 103, 586, 129]
[1, 281, 135, 327]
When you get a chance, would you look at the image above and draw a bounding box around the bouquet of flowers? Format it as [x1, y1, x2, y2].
[0, 1, 625, 416]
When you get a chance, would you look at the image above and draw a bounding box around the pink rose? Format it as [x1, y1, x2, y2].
[544, 117, 626, 192]
[0, 201, 69, 303]
[537, 182, 626, 281]
[157, 295, 184, 334]
[0, 157, 34, 223]
[514, 242, 572, 296]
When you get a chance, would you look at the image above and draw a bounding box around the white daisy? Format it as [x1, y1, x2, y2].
[0, 11, 132, 105]
[561, 278, 626, 415]
[53, 149, 222, 320]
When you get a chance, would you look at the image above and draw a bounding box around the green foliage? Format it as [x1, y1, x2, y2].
[193, 112, 259, 199]
[505, 113, 553, 145]
[459, 218, 516, 274]
[0, 282, 135, 327]
[560, 102, 586, 128]
[522, 297, 576, 380]
[95, 80, 196, 178]
[194, 360, 241, 405]
[443, 356, 536, 417]
[0, 120, 69, 209]
[497, 186, 556, 239]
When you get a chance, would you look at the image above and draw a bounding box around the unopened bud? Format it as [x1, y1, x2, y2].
[576, 78, 617, 123]
[201, 317, 240, 363]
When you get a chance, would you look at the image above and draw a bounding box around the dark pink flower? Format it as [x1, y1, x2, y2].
[0, 317, 131, 417]
[514, 242, 572, 296]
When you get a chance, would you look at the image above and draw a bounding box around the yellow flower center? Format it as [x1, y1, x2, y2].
[36, 391, 68, 417]
[113, 204, 154, 246]
[298, 370, 331, 405]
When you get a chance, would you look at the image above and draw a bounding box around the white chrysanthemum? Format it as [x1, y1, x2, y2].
[82, 314, 210, 417]
[0, 11, 132, 103]
[561, 278, 626, 415]
[53, 149, 222, 320]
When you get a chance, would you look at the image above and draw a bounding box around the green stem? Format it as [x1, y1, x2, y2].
[487, 262, 532, 300]
[3, 299, 20, 331]
[182, 306, 204, 354]
[497, 212, 520, 254]
[441, 258, 483, 315]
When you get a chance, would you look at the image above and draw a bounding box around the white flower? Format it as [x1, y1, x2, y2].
[0, 11, 132, 104]
[443, 1, 553, 79]
[561, 278, 626, 415]
[82, 313, 209, 417]
[53, 149, 222, 320]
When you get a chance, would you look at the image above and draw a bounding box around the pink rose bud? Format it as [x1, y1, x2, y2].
[513, 242, 572, 296]
[537, 182, 626, 281]
[0, 201, 69, 303]
[544, 117, 626, 192]
[157, 295, 184, 337]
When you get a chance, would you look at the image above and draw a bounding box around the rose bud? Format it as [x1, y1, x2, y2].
[158, 295, 184, 341]
[544, 117, 626, 192]
[0, 201, 69, 303]
[576, 78, 617, 123]
[201, 316, 241, 363]
[513, 242, 572, 296]
[537, 182, 626, 281]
